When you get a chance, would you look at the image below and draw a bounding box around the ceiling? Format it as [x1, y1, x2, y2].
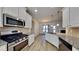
[27, 7, 63, 22]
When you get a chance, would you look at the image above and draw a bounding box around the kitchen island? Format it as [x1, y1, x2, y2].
[45, 33, 59, 49]
[56, 33, 79, 51]
[45, 33, 79, 51]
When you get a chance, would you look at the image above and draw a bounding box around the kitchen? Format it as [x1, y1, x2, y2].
[0, 7, 79, 51]
[0, 7, 34, 51]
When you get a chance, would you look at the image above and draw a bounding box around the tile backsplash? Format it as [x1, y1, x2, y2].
[66, 27, 79, 38]
[0, 27, 31, 34]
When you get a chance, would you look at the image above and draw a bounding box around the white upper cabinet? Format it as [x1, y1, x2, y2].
[62, 8, 70, 27]
[62, 7, 79, 27]
[19, 7, 32, 28]
[25, 13, 32, 28]
[18, 7, 26, 20]
[0, 7, 3, 27]
[3, 7, 19, 17]
[0, 7, 32, 28]
[70, 7, 79, 27]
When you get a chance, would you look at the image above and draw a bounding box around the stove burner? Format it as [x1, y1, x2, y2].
[1, 33, 28, 43]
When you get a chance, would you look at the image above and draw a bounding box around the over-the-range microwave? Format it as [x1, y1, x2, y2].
[3, 14, 25, 27]
[18, 19, 25, 27]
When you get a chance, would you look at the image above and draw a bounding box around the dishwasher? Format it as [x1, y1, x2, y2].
[59, 37, 72, 51]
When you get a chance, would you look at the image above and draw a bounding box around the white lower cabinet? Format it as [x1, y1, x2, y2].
[0, 45, 7, 51]
[28, 34, 35, 46]
[72, 46, 79, 51]
[45, 33, 59, 48]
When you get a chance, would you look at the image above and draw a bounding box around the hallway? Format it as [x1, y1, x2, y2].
[22, 35, 58, 51]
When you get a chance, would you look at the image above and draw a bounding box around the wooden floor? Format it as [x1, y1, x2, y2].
[21, 35, 58, 51]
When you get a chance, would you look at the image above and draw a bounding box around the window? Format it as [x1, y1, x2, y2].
[43, 25, 46, 32]
[45, 25, 48, 32]
[53, 26, 56, 33]
[43, 25, 48, 33]
[53, 30, 56, 33]
[53, 26, 56, 29]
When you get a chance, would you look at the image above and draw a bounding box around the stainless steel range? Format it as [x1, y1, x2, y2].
[1, 31, 28, 51]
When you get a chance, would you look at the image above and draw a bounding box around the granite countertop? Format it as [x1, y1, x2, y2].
[0, 39, 7, 46]
[56, 33, 79, 49]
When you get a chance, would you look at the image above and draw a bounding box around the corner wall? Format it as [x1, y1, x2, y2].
[33, 19, 40, 37]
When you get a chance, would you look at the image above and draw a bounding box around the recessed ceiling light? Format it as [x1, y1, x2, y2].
[34, 9, 38, 12]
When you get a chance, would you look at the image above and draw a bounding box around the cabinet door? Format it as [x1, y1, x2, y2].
[62, 8, 70, 27]
[3, 7, 18, 17]
[72, 46, 79, 51]
[28, 34, 35, 46]
[70, 7, 79, 27]
[25, 13, 32, 28]
[18, 7, 26, 20]
[0, 7, 3, 27]
[0, 45, 7, 51]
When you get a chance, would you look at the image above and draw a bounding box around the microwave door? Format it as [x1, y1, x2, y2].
[3, 14, 18, 26]
[18, 20, 24, 27]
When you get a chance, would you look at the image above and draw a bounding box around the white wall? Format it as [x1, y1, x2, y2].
[33, 19, 40, 37]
